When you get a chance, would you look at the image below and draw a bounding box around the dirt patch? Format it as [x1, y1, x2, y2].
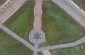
[0, 0, 7, 6]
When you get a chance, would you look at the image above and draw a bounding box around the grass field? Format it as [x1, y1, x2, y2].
[38, 52, 43, 55]
[51, 43, 85, 55]
[4, 0, 34, 44]
[0, 29, 33, 55]
[42, 0, 85, 45]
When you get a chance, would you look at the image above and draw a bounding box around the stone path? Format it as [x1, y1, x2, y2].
[34, 0, 42, 30]
[0, 0, 85, 55]
[0, 0, 35, 53]
[31, 0, 51, 55]
[65, 0, 85, 18]
[0, 25, 34, 51]
[38, 36, 85, 51]
[33, 44, 38, 55]
[36, 0, 85, 51]
[29, 30, 45, 44]
[0, 0, 26, 24]
[52, 0, 85, 28]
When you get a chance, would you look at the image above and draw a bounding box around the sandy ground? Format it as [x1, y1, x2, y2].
[0, 0, 26, 24]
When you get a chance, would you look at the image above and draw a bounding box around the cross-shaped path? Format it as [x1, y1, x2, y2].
[30, 0, 52, 55]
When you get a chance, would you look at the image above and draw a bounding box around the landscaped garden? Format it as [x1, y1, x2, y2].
[0, 29, 33, 55]
[38, 52, 43, 55]
[42, 0, 85, 45]
[4, 0, 34, 44]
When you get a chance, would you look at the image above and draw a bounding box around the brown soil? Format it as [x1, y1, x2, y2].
[42, 1, 47, 32]
[0, 0, 7, 6]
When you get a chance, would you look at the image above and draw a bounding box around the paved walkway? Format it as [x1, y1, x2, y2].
[34, 0, 42, 30]
[33, 44, 38, 55]
[0, 0, 35, 52]
[37, 0, 85, 51]
[52, 0, 85, 28]
[1, 0, 85, 55]
[38, 36, 85, 51]
[0, 0, 26, 24]
[33, 0, 51, 55]
[0, 25, 34, 51]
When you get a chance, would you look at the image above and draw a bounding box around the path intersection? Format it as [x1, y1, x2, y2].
[0, 0, 85, 55]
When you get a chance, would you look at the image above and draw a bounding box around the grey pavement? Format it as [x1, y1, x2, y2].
[33, 44, 38, 55]
[32, 0, 51, 55]
[52, 0, 85, 27]
[38, 36, 85, 51]
[29, 29, 45, 44]
[0, 25, 34, 51]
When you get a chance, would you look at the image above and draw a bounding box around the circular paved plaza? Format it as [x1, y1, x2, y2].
[29, 29, 45, 44]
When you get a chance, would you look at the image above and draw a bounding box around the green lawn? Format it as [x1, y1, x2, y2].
[51, 43, 85, 55]
[38, 52, 43, 55]
[0, 30, 33, 55]
[4, 0, 34, 43]
[42, 0, 85, 45]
